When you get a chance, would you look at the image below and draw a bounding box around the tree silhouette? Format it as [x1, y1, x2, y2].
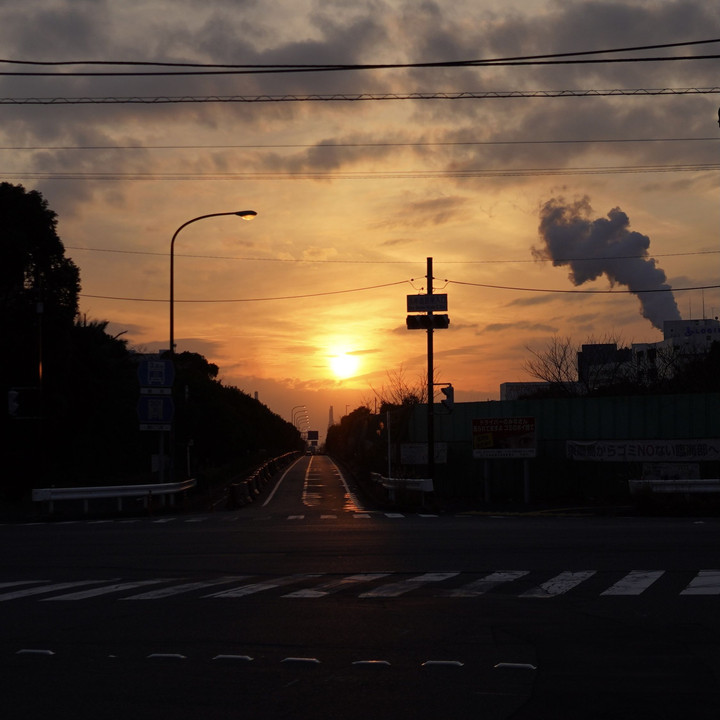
[0, 182, 80, 387]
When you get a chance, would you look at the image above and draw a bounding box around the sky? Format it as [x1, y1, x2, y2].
[2, 0, 719, 439]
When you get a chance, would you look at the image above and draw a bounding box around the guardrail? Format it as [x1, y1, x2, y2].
[224, 451, 300, 510]
[32, 478, 197, 515]
[370, 473, 434, 504]
[629, 478, 720, 495]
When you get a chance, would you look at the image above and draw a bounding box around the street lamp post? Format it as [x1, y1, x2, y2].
[165, 210, 256, 483]
[169, 210, 256, 354]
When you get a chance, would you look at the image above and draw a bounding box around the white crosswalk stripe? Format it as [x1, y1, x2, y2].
[0, 580, 113, 601]
[284, 573, 391, 598]
[601, 570, 665, 596]
[680, 570, 720, 595]
[4, 569, 720, 602]
[206, 574, 322, 598]
[123, 576, 250, 600]
[520, 571, 596, 598]
[359, 572, 460, 598]
[440, 571, 530, 597]
[42, 579, 172, 601]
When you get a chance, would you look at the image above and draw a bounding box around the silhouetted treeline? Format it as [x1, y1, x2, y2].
[1, 182, 302, 499]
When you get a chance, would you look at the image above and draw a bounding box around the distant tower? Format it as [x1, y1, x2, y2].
[328, 405, 335, 427]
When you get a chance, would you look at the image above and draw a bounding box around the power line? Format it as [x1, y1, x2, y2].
[80, 279, 720, 305]
[3, 136, 718, 151]
[1, 38, 718, 76]
[80, 280, 410, 304]
[66, 245, 720, 264]
[4, 38, 719, 68]
[449, 280, 720, 294]
[6, 162, 720, 181]
[3, 87, 720, 104]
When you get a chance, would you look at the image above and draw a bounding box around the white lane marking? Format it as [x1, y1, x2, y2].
[123, 576, 250, 600]
[601, 570, 665, 596]
[263, 455, 305, 507]
[359, 572, 460, 598]
[0, 580, 114, 601]
[680, 570, 720, 595]
[440, 571, 530, 597]
[520, 571, 596, 598]
[353, 513, 371, 519]
[43, 579, 172, 601]
[206, 574, 322, 598]
[332, 458, 365, 511]
[385, 513, 405, 518]
[284, 573, 391, 598]
[302, 457, 320, 507]
[321, 515, 337, 519]
[288, 515, 305, 520]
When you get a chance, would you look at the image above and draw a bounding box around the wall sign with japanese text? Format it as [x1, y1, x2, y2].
[472, 417, 536, 459]
[567, 439, 720, 462]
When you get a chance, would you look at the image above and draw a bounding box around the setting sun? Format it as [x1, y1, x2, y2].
[329, 351, 361, 380]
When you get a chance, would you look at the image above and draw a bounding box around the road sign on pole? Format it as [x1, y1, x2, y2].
[138, 358, 175, 390]
[137, 396, 175, 431]
[407, 293, 448, 313]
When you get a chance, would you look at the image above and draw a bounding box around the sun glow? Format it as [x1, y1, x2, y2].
[329, 351, 361, 379]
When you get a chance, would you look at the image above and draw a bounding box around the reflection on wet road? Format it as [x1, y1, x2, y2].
[301, 456, 363, 512]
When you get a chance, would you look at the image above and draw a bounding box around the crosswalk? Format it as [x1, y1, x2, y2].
[1, 569, 720, 602]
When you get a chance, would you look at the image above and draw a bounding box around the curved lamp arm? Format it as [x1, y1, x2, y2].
[169, 210, 256, 353]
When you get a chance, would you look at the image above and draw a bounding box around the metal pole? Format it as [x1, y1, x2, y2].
[387, 409, 392, 480]
[168, 210, 256, 482]
[427, 257, 435, 486]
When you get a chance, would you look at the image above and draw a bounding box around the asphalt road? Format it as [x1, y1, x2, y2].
[2, 454, 720, 718]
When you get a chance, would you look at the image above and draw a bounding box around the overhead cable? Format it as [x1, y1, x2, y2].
[0, 38, 718, 75]
[3, 87, 720, 104]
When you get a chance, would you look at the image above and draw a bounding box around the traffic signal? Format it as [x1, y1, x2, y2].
[440, 384, 454, 411]
[406, 314, 450, 330]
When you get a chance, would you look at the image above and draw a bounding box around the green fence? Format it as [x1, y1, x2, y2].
[405, 393, 720, 502]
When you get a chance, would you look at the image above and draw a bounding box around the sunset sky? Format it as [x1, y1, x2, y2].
[2, 0, 719, 438]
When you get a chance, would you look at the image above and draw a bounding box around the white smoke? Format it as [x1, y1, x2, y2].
[534, 196, 681, 330]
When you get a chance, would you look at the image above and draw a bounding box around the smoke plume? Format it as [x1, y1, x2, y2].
[534, 196, 681, 330]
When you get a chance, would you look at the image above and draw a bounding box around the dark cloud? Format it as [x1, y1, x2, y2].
[482, 320, 558, 333]
[2, 1, 719, 205]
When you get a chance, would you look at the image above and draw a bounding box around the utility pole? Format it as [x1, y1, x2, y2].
[406, 256, 450, 488]
[426, 257, 435, 486]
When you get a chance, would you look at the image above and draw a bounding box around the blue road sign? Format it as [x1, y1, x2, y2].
[137, 396, 174, 427]
[137, 358, 175, 389]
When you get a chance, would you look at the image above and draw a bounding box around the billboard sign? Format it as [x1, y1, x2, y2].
[472, 417, 536, 459]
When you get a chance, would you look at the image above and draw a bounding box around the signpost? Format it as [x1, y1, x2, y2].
[405, 258, 451, 489]
[137, 357, 175, 482]
[473, 417, 536, 504]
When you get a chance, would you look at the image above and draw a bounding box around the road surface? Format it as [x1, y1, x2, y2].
[1, 454, 719, 718]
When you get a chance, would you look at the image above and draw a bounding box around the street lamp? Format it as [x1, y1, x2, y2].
[292, 406, 308, 427]
[165, 210, 256, 483]
[169, 210, 256, 354]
